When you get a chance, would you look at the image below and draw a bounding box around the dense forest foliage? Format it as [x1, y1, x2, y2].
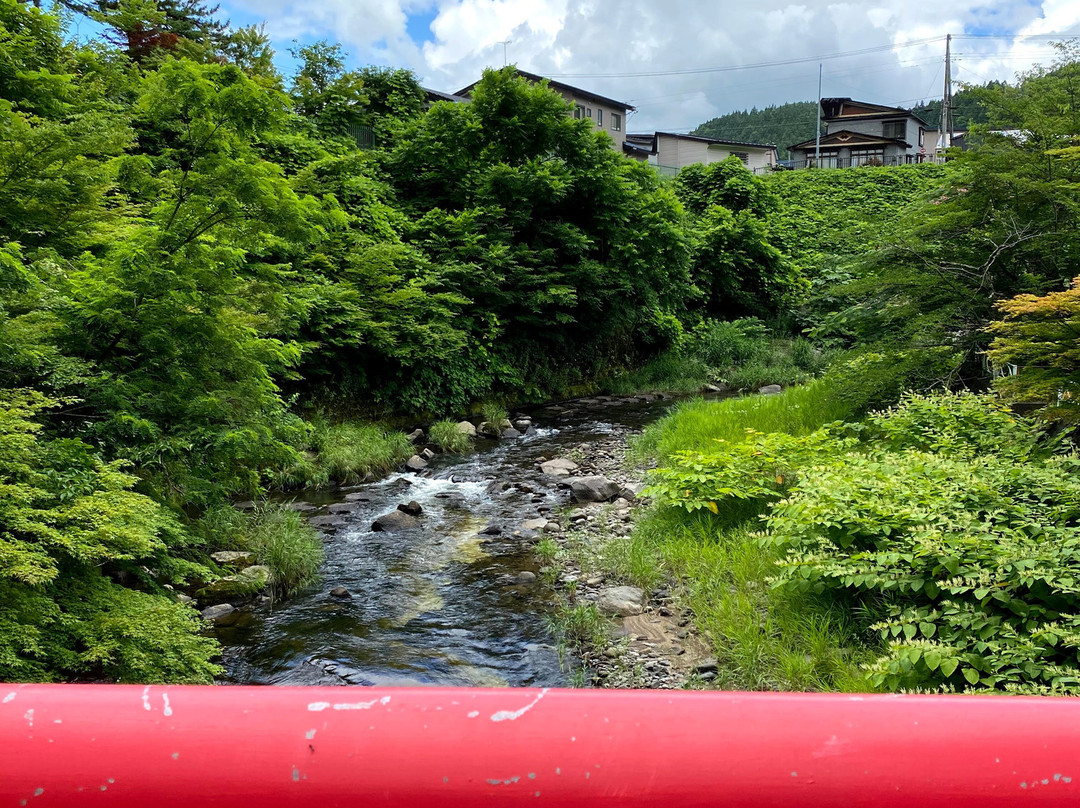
[2, 0, 1079, 691]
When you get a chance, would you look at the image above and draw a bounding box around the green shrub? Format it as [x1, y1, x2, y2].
[679, 318, 772, 368]
[822, 347, 963, 414]
[428, 419, 472, 453]
[480, 402, 508, 427]
[647, 427, 854, 525]
[769, 449, 1080, 694]
[864, 391, 1050, 461]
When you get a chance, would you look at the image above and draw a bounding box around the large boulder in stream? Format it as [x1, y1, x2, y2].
[405, 455, 428, 471]
[758, 384, 783, 395]
[570, 475, 620, 503]
[456, 421, 477, 437]
[372, 510, 420, 531]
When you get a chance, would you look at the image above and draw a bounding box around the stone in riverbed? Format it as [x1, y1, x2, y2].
[570, 475, 620, 503]
[619, 482, 646, 500]
[405, 455, 428, 471]
[501, 427, 522, 439]
[285, 501, 317, 512]
[201, 603, 238, 625]
[522, 517, 548, 531]
[210, 550, 255, 567]
[540, 457, 578, 476]
[328, 502, 360, 514]
[479, 524, 502, 536]
[372, 510, 420, 531]
[406, 428, 425, 443]
[308, 514, 346, 528]
[517, 571, 537, 584]
[456, 421, 477, 437]
[758, 384, 783, 395]
[596, 585, 646, 616]
[329, 586, 351, 599]
[397, 500, 423, 517]
[198, 565, 272, 604]
[344, 492, 371, 502]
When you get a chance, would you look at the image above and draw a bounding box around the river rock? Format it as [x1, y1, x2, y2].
[513, 419, 532, 430]
[344, 492, 371, 502]
[540, 457, 578, 476]
[522, 517, 548, 531]
[285, 501, 317, 512]
[176, 593, 195, 606]
[619, 482, 646, 500]
[501, 427, 522, 439]
[308, 514, 346, 528]
[702, 383, 732, 394]
[517, 571, 537, 584]
[233, 500, 256, 511]
[480, 524, 502, 536]
[211, 550, 255, 567]
[597, 586, 646, 616]
[329, 502, 362, 514]
[456, 421, 477, 437]
[758, 384, 783, 395]
[372, 510, 420, 531]
[329, 586, 352, 599]
[198, 565, 272, 603]
[570, 475, 620, 503]
[405, 455, 428, 471]
[398, 500, 423, 517]
[201, 603, 238, 625]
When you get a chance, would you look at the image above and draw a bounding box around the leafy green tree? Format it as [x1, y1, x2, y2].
[0, 390, 219, 682]
[988, 275, 1080, 420]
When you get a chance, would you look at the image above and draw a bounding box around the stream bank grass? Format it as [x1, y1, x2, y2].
[428, 419, 472, 453]
[616, 508, 871, 691]
[314, 422, 413, 484]
[630, 380, 852, 461]
[199, 505, 324, 597]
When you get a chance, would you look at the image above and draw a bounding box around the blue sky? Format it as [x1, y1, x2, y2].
[127, 0, 1080, 133]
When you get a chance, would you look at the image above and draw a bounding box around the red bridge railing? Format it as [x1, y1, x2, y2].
[3, 685, 1079, 806]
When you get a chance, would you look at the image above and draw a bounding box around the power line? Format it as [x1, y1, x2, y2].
[546, 36, 946, 79]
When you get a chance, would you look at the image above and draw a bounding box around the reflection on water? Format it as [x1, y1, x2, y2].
[218, 397, 677, 688]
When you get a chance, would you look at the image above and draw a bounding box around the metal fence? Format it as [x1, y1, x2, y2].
[787, 155, 931, 169]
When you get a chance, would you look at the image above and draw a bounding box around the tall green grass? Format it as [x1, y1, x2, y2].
[199, 505, 324, 597]
[631, 380, 853, 461]
[316, 422, 413, 484]
[626, 510, 870, 691]
[428, 419, 472, 453]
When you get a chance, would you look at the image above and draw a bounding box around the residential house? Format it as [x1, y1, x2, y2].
[455, 69, 634, 152]
[624, 132, 778, 175]
[789, 98, 932, 168]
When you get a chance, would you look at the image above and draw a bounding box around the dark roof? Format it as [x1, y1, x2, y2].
[622, 140, 653, 157]
[820, 97, 930, 127]
[456, 69, 635, 112]
[655, 131, 777, 150]
[423, 87, 468, 104]
[790, 129, 910, 151]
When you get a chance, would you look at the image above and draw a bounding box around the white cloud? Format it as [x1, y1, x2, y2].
[223, 0, 1080, 135]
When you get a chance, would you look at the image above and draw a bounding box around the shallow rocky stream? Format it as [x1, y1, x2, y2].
[217, 395, 679, 688]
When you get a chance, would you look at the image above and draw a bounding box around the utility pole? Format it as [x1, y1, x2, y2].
[941, 34, 952, 159]
[497, 40, 511, 67]
[814, 63, 822, 168]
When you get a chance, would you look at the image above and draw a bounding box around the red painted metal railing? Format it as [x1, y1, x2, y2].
[3, 684, 1079, 806]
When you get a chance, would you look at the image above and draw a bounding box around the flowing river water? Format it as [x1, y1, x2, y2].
[217, 395, 678, 688]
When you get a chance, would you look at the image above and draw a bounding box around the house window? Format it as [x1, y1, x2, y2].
[919, 128, 924, 146]
[587, 107, 592, 118]
[574, 105, 585, 119]
[597, 109, 603, 126]
[732, 151, 749, 166]
[850, 148, 885, 166]
[611, 113, 622, 131]
[883, 120, 905, 139]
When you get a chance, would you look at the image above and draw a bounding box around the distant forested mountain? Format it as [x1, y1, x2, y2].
[910, 83, 999, 129]
[691, 101, 821, 158]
